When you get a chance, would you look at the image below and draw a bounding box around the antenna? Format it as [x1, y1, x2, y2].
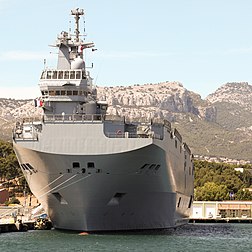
[71, 8, 84, 42]
[81, 15, 86, 40]
[69, 19, 72, 37]
[43, 59, 46, 70]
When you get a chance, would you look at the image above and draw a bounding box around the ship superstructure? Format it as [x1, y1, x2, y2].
[13, 8, 194, 231]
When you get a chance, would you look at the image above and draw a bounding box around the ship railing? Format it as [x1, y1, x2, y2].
[13, 126, 39, 141]
[105, 131, 162, 139]
[43, 114, 103, 123]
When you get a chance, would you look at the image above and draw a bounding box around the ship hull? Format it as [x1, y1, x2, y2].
[13, 140, 192, 231]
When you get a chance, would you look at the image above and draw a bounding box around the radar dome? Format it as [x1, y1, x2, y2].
[71, 57, 85, 69]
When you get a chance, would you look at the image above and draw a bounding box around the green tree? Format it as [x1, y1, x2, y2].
[235, 189, 252, 200]
[0, 140, 23, 192]
[194, 182, 229, 201]
[194, 160, 252, 201]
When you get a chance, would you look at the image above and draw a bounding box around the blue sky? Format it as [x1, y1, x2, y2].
[1, 0, 252, 99]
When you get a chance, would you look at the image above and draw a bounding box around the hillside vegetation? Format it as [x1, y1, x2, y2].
[194, 160, 252, 201]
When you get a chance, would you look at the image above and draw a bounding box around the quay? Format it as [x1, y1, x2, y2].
[0, 203, 52, 233]
[191, 200, 252, 223]
[0, 221, 35, 233]
[189, 217, 252, 224]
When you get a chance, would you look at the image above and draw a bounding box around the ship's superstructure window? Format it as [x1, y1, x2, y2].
[87, 162, 95, 168]
[70, 71, 75, 79]
[67, 90, 72, 96]
[52, 71, 57, 79]
[177, 197, 181, 208]
[82, 168, 86, 173]
[175, 140, 177, 148]
[40, 70, 86, 80]
[58, 71, 63, 79]
[47, 71, 52, 79]
[188, 195, 193, 208]
[41, 71, 46, 79]
[42, 88, 89, 97]
[49, 90, 55, 96]
[76, 71, 81, 79]
[72, 162, 80, 168]
[64, 71, 69, 79]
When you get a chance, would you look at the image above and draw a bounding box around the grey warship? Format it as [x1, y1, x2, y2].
[13, 8, 194, 231]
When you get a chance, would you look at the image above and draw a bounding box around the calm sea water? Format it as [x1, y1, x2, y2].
[0, 223, 252, 252]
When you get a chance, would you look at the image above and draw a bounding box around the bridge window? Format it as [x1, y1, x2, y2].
[61, 90, 66, 95]
[67, 90, 72, 96]
[52, 71, 57, 79]
[64, 71, 69, 79]
[58, 71, 63, 79]
[70, 71, 75, 79]
[41, 71, 46, 79]
[55, 90, 60, 95]
[73, 90, 78, 95]
[76, 71, 81, 79]
[47, 71, 52, 79]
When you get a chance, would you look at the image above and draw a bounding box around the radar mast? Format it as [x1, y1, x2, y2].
[71, 8, 84, 43]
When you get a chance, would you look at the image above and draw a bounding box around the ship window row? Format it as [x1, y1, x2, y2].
[138, 163, 161, 172]
[72, 162, 95, 169]
[40, 70, 85, 80]
[41, 90, 88, 96]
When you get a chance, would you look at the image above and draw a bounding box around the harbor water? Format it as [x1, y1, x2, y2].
[0, 223, 252, 252]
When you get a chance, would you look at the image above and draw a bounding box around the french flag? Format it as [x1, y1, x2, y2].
[34, 99, 43, 107]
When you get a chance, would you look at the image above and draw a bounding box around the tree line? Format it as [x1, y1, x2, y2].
[0, 140, 26, 195]
[194, 160, 252, 201]
[1, 140, 252, 201]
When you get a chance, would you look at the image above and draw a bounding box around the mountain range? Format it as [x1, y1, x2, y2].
[1, 81, 252, 162]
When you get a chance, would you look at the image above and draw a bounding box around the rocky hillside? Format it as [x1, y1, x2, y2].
[97, 82, 216, 122]
[0, 99, 42, 140]
[1, 81, 252, 161]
